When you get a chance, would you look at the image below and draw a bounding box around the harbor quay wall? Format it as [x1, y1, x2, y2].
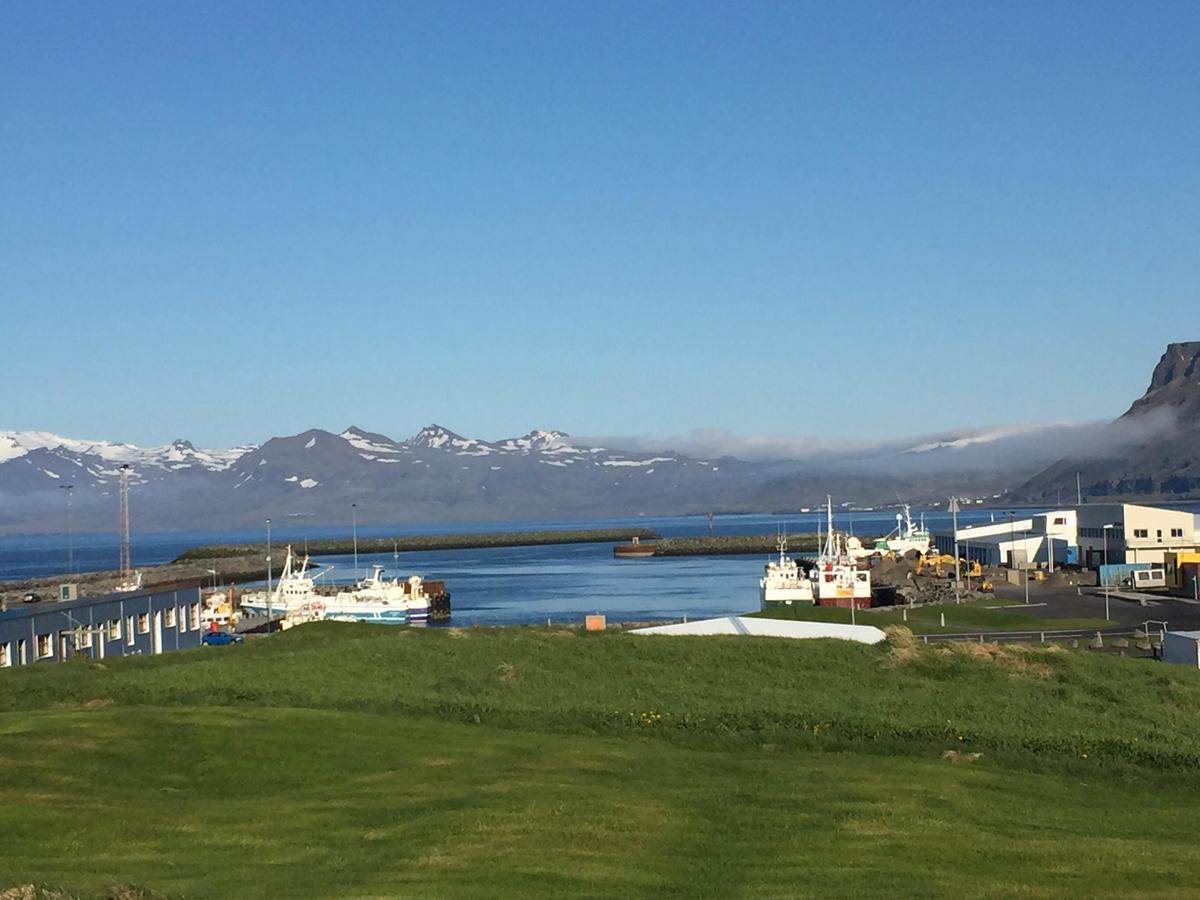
[175, 528, 661, 562]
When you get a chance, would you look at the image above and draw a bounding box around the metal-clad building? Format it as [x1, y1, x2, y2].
[0, 582, 204, 668]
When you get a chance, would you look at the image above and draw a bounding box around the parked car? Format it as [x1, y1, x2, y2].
[22, 592, 41, 603]
[201, 631, 244, 646]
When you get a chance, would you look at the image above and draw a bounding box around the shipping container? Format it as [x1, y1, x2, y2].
[1164, 631, 1200, 668]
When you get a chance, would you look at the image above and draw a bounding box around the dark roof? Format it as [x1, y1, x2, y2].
[0, 579, 202, 623]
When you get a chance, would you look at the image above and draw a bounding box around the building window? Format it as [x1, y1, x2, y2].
[73, 629, 92, 650]
[1171, 528, 1184, 538]
[1133, 529, 1148, 539]
[190, 604, 201, 630]
[126, 616, 136, 645]
[108, 619, 121, 641]
[165, 606, 176, 628]
[18, 639, 27, 665]
[178, 606, 187, 631]
[36, 634, 52, 660]
[1053, 517, 1066, 525]
[137, 613, 149, 634]
[0, 644, 9, 667]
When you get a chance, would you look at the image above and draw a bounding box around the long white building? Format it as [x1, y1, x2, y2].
[933, 510, 1077, 568]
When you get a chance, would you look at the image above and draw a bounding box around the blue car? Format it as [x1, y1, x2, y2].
[202, 631, 244, 646]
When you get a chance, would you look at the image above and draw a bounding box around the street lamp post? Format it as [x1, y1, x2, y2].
[352, 503, 359, 580]
[59, 484, 74, 574]
[950, 498, 961, 604]
[1008, 513, 1015, 569]
[266, 518, 273, 628]
[1102, 523, 1114, 622]
[1022, 530, 1030, 604]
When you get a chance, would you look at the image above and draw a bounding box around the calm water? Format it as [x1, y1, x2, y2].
[2, 508, 1046, 625]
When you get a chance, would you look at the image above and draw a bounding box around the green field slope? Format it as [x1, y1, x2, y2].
[2, 624, 1200, 898]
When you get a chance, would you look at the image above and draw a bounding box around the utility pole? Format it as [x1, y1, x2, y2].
[1076, 472, 1082, 506]
[1023, 530, 1030, 604]
[118, 465, 132, 587]
[1102, 523, 1112, 622]
[950, 497, 961, 604]
[266, 518, 272, 629]
[352, 503, 359, 580]
[59, 484, 74, 575]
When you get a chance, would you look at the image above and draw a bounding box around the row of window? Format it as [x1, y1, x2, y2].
[1079, 526, 1124, 539]
[1, 603, 202, 666]
[1130, 528, 1187, 540]
[1080, 525, 1188, 541]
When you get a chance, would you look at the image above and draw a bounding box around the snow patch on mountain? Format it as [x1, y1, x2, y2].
[0, 430, 252, 471]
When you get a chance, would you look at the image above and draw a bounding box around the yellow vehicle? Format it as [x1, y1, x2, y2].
[914, 554, 984, 580]
[914, 554, 958, 577]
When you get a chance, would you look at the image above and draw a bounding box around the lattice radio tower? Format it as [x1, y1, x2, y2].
[118, 464, 132, 585]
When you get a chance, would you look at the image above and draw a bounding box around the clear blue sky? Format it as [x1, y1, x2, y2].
[2, 1, 1196, 449]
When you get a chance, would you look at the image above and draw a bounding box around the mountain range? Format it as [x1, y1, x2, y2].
[1, 342, 1196, 533]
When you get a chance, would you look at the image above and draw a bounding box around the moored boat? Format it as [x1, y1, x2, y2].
[759, 534, 815, 608]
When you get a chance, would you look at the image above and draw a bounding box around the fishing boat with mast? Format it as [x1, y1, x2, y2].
[846, 504, 932, 560]
[758, 533, 815, 609]
[811, 497, 873, 609]
[238, 546, 329, 617]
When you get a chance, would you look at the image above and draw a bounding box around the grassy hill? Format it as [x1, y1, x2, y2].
[3, 624, 1200, 897]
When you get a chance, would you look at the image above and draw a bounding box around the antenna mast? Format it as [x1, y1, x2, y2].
[119, 464, 132, 585]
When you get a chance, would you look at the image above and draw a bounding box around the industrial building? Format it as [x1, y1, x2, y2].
[933, 510, 1078, 568]
[0, 582, 204, 668]
[1075, 503, 1199, 568]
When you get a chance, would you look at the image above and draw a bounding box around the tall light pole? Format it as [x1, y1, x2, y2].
[1102, 523, 1113, 622]
[266, 518, 273, 628]
[1022, 529, 1030, 604]
[59, 484, 74, 575]
[1008, 513, 1015, 568]
[352, 503, 359, 580]
[950, 497, 961, 604]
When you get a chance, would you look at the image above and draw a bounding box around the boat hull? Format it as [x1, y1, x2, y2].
[759, 586, 816, 609]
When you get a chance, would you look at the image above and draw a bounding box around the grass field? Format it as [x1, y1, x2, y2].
[3, 624, 1200, 897]
[753, 598, 1111, 633]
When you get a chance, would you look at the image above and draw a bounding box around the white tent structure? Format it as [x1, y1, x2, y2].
[630, 616, 886, 644]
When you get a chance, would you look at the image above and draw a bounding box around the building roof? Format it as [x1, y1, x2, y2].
[0, 580, 202, 623]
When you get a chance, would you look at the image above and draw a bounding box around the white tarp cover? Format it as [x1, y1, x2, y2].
[629, 616, 886, 644]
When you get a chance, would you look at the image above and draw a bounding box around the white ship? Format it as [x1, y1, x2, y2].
[811, 498, 872, 609]
[324, 565, 432, 624]
[846, 505, 932, 559]
[759, 534, 815, 609]
[238, 546, 327, 617]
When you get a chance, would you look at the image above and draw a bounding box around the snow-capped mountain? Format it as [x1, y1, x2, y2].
[0, 431, 252, 473]
[0, 424, 795, 532]
[0, 420, 1075, 533]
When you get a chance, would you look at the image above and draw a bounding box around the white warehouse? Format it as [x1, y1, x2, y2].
[1076, 503, 1199, 567]
[933, 510, 1078, 568]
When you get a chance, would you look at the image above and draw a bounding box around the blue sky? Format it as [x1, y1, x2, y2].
[2, 1, 1196, 450]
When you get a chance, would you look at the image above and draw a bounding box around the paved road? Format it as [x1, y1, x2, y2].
[987, 579, 1200, 633]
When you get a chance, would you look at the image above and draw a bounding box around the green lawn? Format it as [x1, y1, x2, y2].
[752, 598, 1111, 633]
[2, 624, 1200, 897]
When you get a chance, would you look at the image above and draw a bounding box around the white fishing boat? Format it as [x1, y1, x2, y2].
[811, 497, 872, 609]
[238, 546, 327, 617]
[846, 505, 932, 559]
[759, 534, 815, 609]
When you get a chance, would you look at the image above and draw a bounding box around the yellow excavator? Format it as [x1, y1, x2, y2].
[913, 554, 958, 577]
[913, 554, 989, 587]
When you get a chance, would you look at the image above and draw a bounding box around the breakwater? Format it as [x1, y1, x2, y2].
[175, 527, 661, 562]
[651, 534, 823, 556]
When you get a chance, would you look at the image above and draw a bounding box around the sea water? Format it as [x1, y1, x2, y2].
[1, 508, 1059, 624]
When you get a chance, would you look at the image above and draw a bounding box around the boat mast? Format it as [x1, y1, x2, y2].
[824, 495, 835, 559]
